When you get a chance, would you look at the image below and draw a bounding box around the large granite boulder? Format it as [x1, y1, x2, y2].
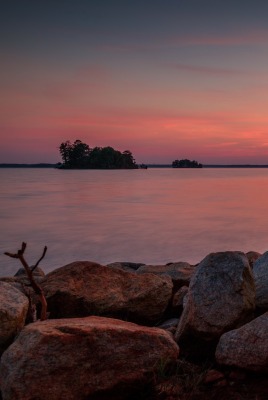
[0, 282, 29, 354]
[41, 261, 173, 325]
[0, 316, 179, 400]
[216, 312, 268, 372]
[175, 252, 255, 356]
[137, 262, 196, 290]
[253, 251, 268, 310]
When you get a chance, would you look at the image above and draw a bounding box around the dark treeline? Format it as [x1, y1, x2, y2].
[58, 140, 138, 169]
[0, 163, 56, 168]
[172, 159, 203, 168]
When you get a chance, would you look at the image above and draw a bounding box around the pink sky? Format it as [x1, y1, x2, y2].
[1, 1, 268, 164]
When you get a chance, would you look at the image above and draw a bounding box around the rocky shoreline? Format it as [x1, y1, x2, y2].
[0, 250, 268, 399]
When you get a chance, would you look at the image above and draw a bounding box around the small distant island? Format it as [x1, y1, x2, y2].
[58, 140, 138, 169]
[172, 159, 203, 168]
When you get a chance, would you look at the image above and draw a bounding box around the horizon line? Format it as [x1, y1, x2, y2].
[2, 163, 268, 169]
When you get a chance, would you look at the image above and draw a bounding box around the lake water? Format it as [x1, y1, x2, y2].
[1, 168, 268, 277]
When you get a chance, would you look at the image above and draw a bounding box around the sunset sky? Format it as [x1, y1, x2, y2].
[2, 0, 268, 164]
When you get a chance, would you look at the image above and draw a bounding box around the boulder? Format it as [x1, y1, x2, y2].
[14, 266, 45, 278]
[13, 266, 45, 286]
[0, 277, 23, 290]
[216, 312, 268, 372]
[0, 316, 179, 400]
[106, 262, 145, 273]
[0, 282, 29, 354]
[41, 261, 173, 325]
[137, 262, 196, 290]
[246, 251, 261, 269]
[0, 266, 45, 290]
[0, 278, 39, 323]
[172, 286, 189, 314]
[175, 252, 255, 356]
[157, 318, 179, 335]
[253, 251, 268, 310]
[2, 267, 43, 289]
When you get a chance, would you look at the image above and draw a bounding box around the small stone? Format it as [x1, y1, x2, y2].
[203, 369, 225, 384]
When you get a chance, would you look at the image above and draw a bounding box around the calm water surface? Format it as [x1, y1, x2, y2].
[1, 168, 268, 276]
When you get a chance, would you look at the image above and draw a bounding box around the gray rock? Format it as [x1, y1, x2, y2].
[253, 251, 268, 310]
[157, 318, 180, 330]
[137, 262, 196, 289]
[216, 312, 268, 372]
[175, 251, 255, 355]
[106, 262, 145, 273]
[246, 251, 261, 269]
[12, 266, 45, 286]
[14, 266, 45, 278]
[172, 286, 189, 313]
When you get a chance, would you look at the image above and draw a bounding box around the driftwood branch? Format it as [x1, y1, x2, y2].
[5, 242, 48, 321]
[32, 246, 47, 272]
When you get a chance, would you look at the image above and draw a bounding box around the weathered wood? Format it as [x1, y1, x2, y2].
[5, 242, 48, 321]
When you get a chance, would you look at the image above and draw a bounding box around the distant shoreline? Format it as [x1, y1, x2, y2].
[2, 163, 268, 169]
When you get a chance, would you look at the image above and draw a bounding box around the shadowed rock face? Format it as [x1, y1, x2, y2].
[0, 316, 179, 400]
[106, 262, 145, 273]
[41, 261, 173, 325]
[253, 251, 268, 310]
[246, 251, 261, 269]
[136, 262, 196, 290]
[216, 312, 268, 372]
[0, 282, 29, 355]
[172, 286, 188, 314]
[175, 251, 255, 356]
[14, 266, 45, 278]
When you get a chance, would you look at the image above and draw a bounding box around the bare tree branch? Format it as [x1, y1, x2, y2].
[32, 246, 47, 272]
[5, 242, 48, 321]
[4, 252, 19, 258]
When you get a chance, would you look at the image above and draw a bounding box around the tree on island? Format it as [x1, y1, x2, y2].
[59, 140, 138, 169]
[172, 159, 203, 168]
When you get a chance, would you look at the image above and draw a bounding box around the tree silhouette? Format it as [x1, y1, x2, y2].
[172, 159, 203, 168]
[58, 140, 138, 169]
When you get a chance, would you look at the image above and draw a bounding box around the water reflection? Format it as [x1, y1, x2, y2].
[1, 168, 268, 276]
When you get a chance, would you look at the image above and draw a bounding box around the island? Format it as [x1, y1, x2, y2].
[58, 140, 138, 169]
[172, 159, 203, 168]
